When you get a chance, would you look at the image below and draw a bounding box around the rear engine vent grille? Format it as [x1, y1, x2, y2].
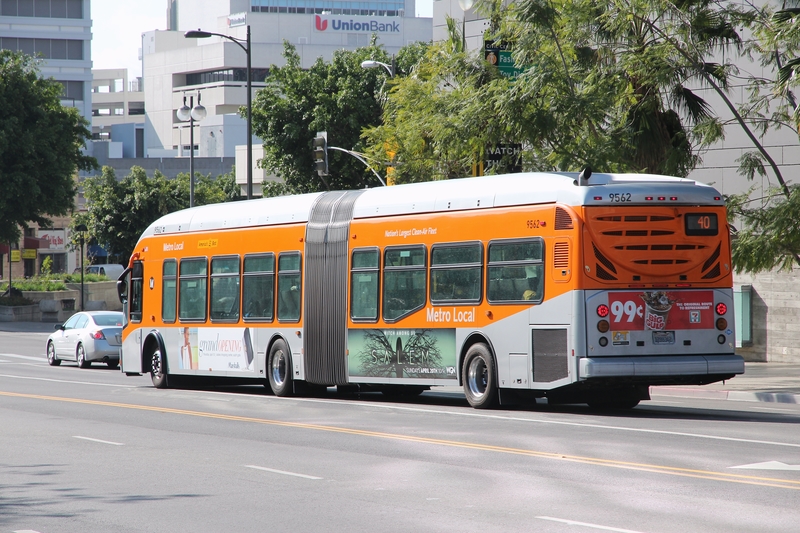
[592, 243, 617, 273]
[555, 207, 574, 230]
[702, 243, 721, 272]
[702, 263, 721, 279]
[554, 242, 570, 268]
[596, 265, 618, 280]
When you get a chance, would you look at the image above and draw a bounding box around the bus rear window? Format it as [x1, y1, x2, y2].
[685, 213, 718, 236]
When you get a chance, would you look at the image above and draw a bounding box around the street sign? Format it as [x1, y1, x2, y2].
[485, 40, 524, 79]
[473, 143, 523, 176]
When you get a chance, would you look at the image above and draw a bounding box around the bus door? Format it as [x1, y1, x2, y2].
[119, 260, 145, 374]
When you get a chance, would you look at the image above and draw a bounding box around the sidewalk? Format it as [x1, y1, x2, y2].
[651, 362, 800, 404]
[1, 321, 797, 404]
[0, 321, 60, 333]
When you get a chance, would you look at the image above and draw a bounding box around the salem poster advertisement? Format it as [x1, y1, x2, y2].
[348, 329, 457, 380]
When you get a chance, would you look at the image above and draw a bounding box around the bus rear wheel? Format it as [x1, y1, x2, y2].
[150, 347, 169, 389]
[462, 343, 498, 409]
[268, 340, 293, 397]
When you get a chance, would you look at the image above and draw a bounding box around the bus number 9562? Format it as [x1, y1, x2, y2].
[609, 193, 632, 203]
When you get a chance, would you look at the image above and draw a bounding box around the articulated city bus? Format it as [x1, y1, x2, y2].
[116, 170, 744, 409]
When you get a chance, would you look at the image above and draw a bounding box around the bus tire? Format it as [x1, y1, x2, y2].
[150, 347, 169, 389]
[462, 343, 498, 409]
[267, 339, 293, 397]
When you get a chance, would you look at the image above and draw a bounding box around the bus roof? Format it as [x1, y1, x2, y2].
[139, 172, 723, 238]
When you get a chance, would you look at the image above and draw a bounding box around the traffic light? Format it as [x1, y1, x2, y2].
[313, 131, 328, 177]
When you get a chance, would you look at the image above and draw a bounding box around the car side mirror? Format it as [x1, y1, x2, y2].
[54, 324, 64, 331]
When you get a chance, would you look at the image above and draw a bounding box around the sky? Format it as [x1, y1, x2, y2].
[90, 0, 434, 79]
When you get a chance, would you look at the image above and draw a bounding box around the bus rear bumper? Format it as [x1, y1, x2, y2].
[579, 355, 745, 381]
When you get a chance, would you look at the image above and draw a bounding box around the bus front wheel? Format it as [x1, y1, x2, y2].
[462, 343, 498, 409]
[268, 340, 293, 397]
[150, 347, 169, 389]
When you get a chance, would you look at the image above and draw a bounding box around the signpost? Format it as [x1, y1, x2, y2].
[473, 143, 522, 176]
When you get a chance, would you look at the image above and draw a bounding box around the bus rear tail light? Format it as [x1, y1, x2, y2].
[715, 303, 727, 315]
[716, 318, 728, 331]
[597, 304, 610, 318]
[597, 320, 610, 333]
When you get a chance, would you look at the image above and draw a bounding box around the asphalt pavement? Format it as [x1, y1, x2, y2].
[2, 320, 798, 404]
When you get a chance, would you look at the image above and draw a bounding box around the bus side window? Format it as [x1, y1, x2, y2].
[243, 254, 275, 321]
[210, 256, 240, 321]
[162, 259, 177, 323]
[350, 248, 379, 321]
[430, 242, 482, 304]
[277, 252, 301, 322]
[383, 246, 426, 322]
[130, 261, 144, 322]
[179, 257, 208, 321]
[487, 239, 544, 304]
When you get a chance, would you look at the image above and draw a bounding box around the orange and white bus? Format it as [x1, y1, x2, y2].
[117, 170, 744, 409]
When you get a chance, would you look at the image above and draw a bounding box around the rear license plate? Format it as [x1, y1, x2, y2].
[652, 331, 675, 345]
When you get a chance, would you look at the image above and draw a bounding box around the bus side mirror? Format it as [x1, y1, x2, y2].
[117, 267, 131, 304]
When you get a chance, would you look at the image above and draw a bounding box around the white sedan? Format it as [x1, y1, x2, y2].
[46, 311, 123, 369]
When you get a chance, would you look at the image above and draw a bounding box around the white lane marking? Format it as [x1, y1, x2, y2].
[14, 530, 45, 533]
[73, 436, 124, 446]
[280, 396, 800, 449]
[0, 373, 137, 388]
[5, 369, 798, 450]
[0, 353, 46, 362]
[244, 465, 322, 480]
[537, 516, 648, 533]
[730, 461, 800, 471]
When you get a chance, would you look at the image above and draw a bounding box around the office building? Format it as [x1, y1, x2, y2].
[142, 0, 432, 195]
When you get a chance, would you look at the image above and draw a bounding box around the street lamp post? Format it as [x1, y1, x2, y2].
[360, 56, 396, 77]
[457, 0, 475, 52]
[75, 224, 87, 311]
[177, 92, 207, 207]
[185, 25, 253, 200]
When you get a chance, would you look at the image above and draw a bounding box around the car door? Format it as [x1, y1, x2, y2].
[54, 314, 81, 356]
[64, 314, 89, 359]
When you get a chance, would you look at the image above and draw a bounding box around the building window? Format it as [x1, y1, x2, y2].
[58, 80, 84, 101]
[0, 38, 83, 60]
[1, 0, 82, 18]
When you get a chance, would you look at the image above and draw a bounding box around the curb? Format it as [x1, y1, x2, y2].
[651, 386, 800, 405]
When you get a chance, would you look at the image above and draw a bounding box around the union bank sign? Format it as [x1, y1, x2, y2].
[314, 14, 401, 33]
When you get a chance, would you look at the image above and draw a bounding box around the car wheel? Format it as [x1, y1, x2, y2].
[47, 342, 61, 366]
[77, 344, 90, 368]
[462, 343, 498, 409]
[267, 340, 293, 397]
[150, 347, 169, 389]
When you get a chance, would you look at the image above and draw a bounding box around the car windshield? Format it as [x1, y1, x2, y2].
[92, 314, 123, 326]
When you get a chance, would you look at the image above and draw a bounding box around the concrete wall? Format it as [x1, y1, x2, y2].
[735, 270, 800, 363]
[0, 282, 123, 323]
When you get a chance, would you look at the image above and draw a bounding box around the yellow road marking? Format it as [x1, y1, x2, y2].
[2, 390, 799, 491]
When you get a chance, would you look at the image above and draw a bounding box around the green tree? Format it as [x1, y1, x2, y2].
[78, 166, 238, 262]
[726, 4, 800, 273]
[252, 40, 422, 195]
[363, 41, 515, 182]
[0, 50, 96, 244]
